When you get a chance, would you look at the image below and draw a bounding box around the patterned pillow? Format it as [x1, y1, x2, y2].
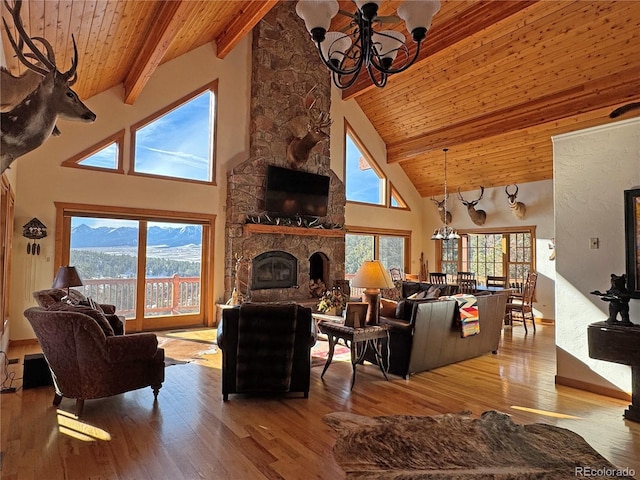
[47, 303, 115, 337]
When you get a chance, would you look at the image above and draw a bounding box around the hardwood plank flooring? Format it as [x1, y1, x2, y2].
[1, 324, 639, 479]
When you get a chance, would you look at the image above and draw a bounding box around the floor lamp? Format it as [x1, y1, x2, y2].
[350, 260, 395, 325]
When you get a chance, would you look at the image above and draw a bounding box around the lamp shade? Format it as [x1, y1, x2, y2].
[397, 0, 441, 36]
[295, 0, 339, 35]
[351, 260, 395, 289]
[52, 266, 83, 289]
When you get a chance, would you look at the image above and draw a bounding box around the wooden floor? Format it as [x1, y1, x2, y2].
[1, 324, 639, 479]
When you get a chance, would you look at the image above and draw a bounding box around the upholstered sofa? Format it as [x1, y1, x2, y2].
[24, 306, 164, 416]
[372, 293, 508, 378]
[33, 288, 125, 335]
[217, 303, 316, 400]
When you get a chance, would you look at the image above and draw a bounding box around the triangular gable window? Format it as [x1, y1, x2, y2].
[390, 183, 409, 210]
[345, 123, 385, 205]
[62, 130, 124, 172]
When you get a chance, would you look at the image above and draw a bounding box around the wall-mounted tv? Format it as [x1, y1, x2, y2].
[265, 165, 330, 218]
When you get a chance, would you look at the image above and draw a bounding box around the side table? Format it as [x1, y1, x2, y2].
[317, 321, 390, 389]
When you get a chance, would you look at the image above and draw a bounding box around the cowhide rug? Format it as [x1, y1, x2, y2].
[323, 410, 634, 479]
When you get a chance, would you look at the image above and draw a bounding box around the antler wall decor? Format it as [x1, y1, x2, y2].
[505, 184, 526, 220]
[1, 0, 96, 174]
[286, 85, 332, 169]
[430, 195, 452, 224]
[457, 186, 487, 226]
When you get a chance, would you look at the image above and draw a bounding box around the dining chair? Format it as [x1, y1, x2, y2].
[505, 272, 538, 333]
[388, 267, 403, 282]
[486, 276, 507, 288]
[458, 278, 478, 294]
[429, 272, 447, 285]
[457, 271, 475, 283]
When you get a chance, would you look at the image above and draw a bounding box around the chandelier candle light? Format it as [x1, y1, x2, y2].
[431, 148, 460, 241]
[296, 0, 441, 89]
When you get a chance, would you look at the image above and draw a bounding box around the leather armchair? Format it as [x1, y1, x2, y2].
[32, 288, 125, 335]
[24, 306, 164, 416]
[217, 303, 315, 401]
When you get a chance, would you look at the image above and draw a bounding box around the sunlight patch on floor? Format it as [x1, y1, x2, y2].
[510, 405, 583, 419]
[57, 410, 112, 441]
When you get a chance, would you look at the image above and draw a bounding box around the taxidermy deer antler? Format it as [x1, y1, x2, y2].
[505, 184, 526, 220]
[1, 0, 96, 174]
[287, 85, 332, 169]
[458, 186, 487, 226]
[430, 194, 452, 224]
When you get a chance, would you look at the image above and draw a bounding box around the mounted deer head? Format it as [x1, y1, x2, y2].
[505, 184, 526, 219]
[430, 194, 452, 224]
[286, 85, 331, 169]
[1, 0, 96, 174]
[457, 186, 487, 226]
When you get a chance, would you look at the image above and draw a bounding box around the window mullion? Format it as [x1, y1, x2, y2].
[134, 221, 148, 332]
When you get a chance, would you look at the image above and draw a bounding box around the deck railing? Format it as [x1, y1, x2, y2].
[79, 275, 201, 317]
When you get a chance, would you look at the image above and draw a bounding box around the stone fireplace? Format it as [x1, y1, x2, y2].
[223, 3, 345, 304]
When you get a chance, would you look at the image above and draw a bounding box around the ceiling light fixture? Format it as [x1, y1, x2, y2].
[431, 148, 460, 241]
[296, 0, 441, 89]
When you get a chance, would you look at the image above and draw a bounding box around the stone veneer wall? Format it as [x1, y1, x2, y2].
[224, 2, 346, 303]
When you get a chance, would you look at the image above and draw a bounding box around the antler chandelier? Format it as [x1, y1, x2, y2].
[432, 148, 460, 241]
[295, 0, 441, 89]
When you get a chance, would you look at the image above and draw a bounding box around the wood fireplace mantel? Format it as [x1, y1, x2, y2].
[243, 224, 345, 238]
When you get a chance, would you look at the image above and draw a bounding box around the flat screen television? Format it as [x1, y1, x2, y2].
[265, 165, 330, 217]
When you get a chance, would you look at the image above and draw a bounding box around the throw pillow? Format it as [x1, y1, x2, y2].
[425, 285, 441, 299]
[47, 303, 115, 337]
[380, 298, 398, 318]
[395, 300, 416, 320]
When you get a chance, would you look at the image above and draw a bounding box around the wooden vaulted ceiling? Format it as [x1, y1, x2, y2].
[1, 1, 639, 197]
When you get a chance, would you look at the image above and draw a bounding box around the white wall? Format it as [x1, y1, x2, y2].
[554, 117, 640, 393]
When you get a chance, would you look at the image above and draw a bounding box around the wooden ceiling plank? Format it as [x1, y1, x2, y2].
[215, 0, 279, 59]
[342, 0, 539, 100]
[123, 0, 195, 105]
[359, 3, 637, 132]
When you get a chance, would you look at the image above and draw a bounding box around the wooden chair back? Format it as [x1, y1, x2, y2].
[388, 267, 403, 282]
[486, 275, 507, 288]
[429, 272, 447, 285]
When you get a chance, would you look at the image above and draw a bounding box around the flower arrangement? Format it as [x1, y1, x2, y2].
[317, 287, 347, 314]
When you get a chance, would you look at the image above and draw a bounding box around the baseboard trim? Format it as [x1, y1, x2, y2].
[555, 375, 631, 401]
[538, 317, 554, 325]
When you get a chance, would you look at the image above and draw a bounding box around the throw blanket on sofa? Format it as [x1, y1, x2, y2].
[446, 294, 480, 337]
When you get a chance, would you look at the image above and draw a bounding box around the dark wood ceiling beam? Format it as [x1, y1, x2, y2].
[341, 0, 538, 101]
[387, 67, 640, 162]
[123, 0, 194, 105]
[215, 0, 278, 59]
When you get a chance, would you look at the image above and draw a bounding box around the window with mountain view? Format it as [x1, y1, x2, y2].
[131, 81, 217, 183]
[57, 204, 215, 331]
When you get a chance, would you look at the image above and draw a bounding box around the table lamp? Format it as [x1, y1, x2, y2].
[52, 265, 84, 303]
[350, 260, 394, 325]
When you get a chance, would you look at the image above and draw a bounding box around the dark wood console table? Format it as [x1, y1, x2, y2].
[588, 321, 640, 422]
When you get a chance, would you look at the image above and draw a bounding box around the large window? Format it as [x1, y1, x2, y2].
[131, 81, 217, 183]
[344, 123, 385, 205]
[436, 227, 535, 288]
[55, 203, 215, 332]
[345, 227, 410, 279]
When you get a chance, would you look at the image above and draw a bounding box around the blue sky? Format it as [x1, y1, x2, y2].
[345, 134, 382, 204]
[134, 91, 214, 181]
